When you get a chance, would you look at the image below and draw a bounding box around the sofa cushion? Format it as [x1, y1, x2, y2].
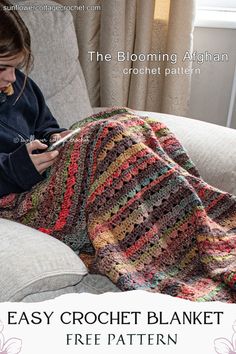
[0, 219, 88, 302]
[12, 0, 93, 126]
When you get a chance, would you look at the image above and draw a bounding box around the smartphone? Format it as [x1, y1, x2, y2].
[46, 127, 81, 152]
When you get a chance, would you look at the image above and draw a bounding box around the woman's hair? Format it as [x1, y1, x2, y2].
[0, 0, 33, 95]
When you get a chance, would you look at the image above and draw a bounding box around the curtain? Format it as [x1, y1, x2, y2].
[56, 0, 196, 116]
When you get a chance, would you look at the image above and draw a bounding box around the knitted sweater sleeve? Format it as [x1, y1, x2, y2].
[0, 144, 44, 197]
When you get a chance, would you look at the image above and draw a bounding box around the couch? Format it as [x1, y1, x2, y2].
[0, 0, 235, 302]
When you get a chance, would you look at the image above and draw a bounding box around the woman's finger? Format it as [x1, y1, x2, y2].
[49, 133, 61, 143]
[49, 130, 73, 144]
[30, 150, 59, 174]
[31, 150, 59, 165]
[36, 158, 58, 174]
[26, 139, 47, 154]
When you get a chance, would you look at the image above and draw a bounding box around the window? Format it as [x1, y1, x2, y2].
[197, 0, 236, 11]
[195, 0, 236, 28]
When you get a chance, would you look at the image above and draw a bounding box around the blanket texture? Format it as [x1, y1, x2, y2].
[1, 108, 236, 302]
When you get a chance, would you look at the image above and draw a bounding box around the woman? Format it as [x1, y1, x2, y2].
[0, 0, 71, 197]
[1, 0, 236, 303]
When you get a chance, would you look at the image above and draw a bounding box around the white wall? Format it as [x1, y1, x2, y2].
[188, 27, 236, 128]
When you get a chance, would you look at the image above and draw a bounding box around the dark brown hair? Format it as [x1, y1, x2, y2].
[0, 0, 33, 96]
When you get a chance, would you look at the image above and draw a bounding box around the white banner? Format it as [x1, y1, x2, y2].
[0, 291, 235, 354]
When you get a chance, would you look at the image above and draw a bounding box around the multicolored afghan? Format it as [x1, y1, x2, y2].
[1, 108, 236, 302]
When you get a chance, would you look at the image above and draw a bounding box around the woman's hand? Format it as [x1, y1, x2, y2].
[49, 130, 73, 143]
[26, 140, 59, 174]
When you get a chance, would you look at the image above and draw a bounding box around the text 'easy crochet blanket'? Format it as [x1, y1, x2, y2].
[0, 108, 236, 302]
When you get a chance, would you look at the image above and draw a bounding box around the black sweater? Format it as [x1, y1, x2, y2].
[0, 70, 66, 197]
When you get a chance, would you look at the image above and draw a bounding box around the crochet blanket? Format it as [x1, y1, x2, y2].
[1, 108, 236, 302]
